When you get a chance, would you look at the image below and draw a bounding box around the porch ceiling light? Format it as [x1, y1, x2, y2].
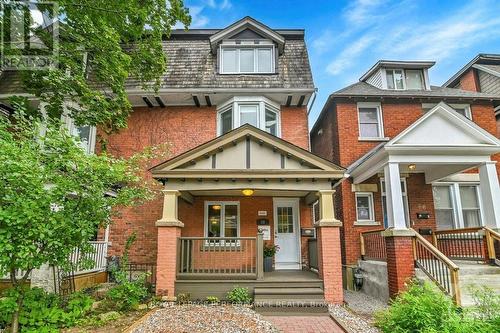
[408, 164, 417, 171]
[212, 205, 221, 210]
[242, 189, 254, 196]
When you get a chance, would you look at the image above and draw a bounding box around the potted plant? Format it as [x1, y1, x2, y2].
[263, 244, 279, 272]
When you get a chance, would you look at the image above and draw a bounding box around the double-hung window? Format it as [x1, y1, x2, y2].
[357, 102, 384, 139]
[217, 97, 280, 136]
[355, 193, 375, 223]
[63, 115, 96, 155]
[432, 183, 482, 230]
[386, 69, 424, 90]
[220, 44, 275, 74]
[205, 202, 240, 239]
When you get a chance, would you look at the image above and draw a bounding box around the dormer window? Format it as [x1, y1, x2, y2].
[217, 97, 280, 136]
[219, 42, 275, 74]
[386, 69, 424, 90]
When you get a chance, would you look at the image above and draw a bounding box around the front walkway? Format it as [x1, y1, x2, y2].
[265, 315, 344, 333]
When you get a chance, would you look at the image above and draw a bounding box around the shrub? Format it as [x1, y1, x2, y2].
[0, 287, 93, 332]
[263, 244, 279, 258]
[375, 281, 499, 333]
[226, 287, 252, 304]
[206, 296, 219, 304]
[176, 293, 191, 304]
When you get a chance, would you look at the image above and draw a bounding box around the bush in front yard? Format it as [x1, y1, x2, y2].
[374, 281, 499, 333]
[226, 287, 252, 304]
[0, 287, 93, 332]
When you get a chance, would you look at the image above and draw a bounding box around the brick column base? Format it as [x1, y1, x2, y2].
[317, 226, 343, 304]
[156, 226, 181, 296]
[384, 231, 415, 298]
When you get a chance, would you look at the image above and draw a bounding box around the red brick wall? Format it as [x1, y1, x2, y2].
[385, 236, 414, 297]
[102, 105, 311, 264]
[458, 69, 480, 92]
[311, 100, 499, 265]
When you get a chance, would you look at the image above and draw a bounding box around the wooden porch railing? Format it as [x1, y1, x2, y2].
[177, 235, 263, 280]
[360, 230, 386, 261]
[433, 227, 486, 261]
[412, 230, 461, 306]
[69, 241, 109, 274]
[485, 227, 500, 265]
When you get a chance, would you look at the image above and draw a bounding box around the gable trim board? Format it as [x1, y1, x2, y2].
[473, 64, 500, 78]
[150, 124, 344, 180]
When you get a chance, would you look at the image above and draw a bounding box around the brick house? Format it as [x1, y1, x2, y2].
[443, 53, 500, 137]
[311, 60, 500, 304]
[93, 17, 344, 306]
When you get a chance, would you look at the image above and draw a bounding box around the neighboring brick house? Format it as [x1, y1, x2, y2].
[311, 60, 500, 300]
[443, 54, 500, 137]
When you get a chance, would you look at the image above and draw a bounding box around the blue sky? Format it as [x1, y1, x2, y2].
[179, 0, 500, 127]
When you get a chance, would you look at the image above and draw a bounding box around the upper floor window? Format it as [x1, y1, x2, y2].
[217, 97, 280, 136]
[63, 116, 96, 154]
[357, 102, 384, 140]
[220, 43, 275, 74]
[386, 69, 424, 90]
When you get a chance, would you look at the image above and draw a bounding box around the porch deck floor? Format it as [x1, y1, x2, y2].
[263, 270, 321, 282]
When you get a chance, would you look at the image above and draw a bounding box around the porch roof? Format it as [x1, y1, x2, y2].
[348, 102, 500, 184]
[150, 125, 344, 200]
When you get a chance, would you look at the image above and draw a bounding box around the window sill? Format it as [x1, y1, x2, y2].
[358, 137, 390, 142]
[354, 221, 381, 226]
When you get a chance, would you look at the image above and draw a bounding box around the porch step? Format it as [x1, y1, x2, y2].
[254, 286, 328, 314]
[415, 262, 500, 307]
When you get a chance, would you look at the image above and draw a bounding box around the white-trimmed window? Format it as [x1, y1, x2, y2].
[355, 192, 375, 223]
[386, 69, 424, 90]
[220, 43, 275, 74]
[205, 201, 240, 238]
[217, 96, 281, 136]
[381, 178, 410, 228]
[63, 116, 96, 155]
[422, 103, 472, 120]
[433, 183, 482, 230]
[357, 102, 384, 139]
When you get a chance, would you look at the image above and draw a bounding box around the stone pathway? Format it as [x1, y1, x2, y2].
[264, 315, 344, 333]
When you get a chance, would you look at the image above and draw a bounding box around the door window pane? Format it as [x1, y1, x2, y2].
[239, 49, 255, 72]
[222, 49, 237, 73]
[265, 108, 277, 135]
[405, 70, 424, 90]
[459, 186, 481, 228]
[224, 205, 238, 237]
[207, 205, 222, 237]
[277, 207, 294, 233]
[257, 48, 272, 72]
[239, 105, 258, 127]
[220, 108, 233, 134]
[433, 186, 455, 230]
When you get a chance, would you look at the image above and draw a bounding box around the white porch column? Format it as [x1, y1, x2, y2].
[479, 162, 500, 229]
[384, 162, 407, 230]
[156, 190, 182, 226]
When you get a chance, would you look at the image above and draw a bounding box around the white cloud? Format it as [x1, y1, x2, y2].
[189, 6, 210, 28]
[326, 34, 377, 75]
[204, 0, 232, 10]
[343, 0, 387, 25]
[220, 0, 232, 10]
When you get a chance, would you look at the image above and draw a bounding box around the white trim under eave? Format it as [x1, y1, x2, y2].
[473, 64, 500, 78]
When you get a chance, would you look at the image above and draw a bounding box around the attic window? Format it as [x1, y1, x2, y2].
[385, 69, 424, 90]
[217, 97, 280, 136]
[219, 43, 275, 74]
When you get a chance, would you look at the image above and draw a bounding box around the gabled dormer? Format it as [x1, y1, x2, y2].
[360, 60, 435, 91]
[209, 16, 285, 75]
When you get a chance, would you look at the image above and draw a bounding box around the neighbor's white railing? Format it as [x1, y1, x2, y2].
[69, 241, 109, 274]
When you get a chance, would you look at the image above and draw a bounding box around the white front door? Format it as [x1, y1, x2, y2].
[273, 198, 301, 270]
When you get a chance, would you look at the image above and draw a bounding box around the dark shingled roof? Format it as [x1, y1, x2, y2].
[123, 38, 314, 90]
[331, 81, 499, 100]
[0, 28, 314, 94]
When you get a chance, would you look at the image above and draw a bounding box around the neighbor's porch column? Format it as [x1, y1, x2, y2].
[383, 162, 415, 298]
[156, 189, 183, 297]
[315, 190, 343, 304]
[479, 162, 500, 229]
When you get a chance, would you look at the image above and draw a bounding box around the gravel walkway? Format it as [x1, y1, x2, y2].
[129, 304, 278, 333]
[328, 290, 388, 333]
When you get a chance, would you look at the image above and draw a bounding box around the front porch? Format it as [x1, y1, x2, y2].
[149, 125, 346, 303]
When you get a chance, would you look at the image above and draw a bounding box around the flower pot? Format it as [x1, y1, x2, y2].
[264, 256, 273, 272]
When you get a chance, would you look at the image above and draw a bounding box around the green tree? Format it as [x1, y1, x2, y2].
[1, 0, 191, 133]
[0, 107, 164, 333]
